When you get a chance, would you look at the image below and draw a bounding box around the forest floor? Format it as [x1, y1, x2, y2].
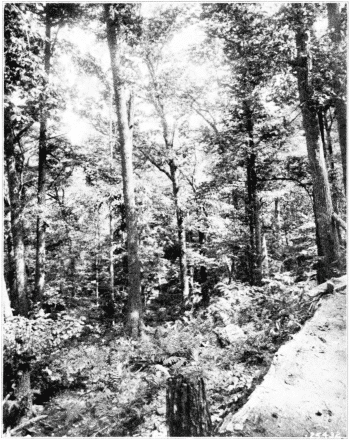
[7, 275, 346, 437]
[219, 281, 347, 437]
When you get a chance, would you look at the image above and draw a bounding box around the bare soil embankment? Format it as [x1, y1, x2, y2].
[219, 276, 347, 437]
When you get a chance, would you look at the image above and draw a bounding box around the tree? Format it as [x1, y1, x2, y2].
[166, 374, 212, 436]
[136, 7, 194, 298]
[201, 4, 290, 285]
[35, 3, 84, 304]
[327, 3, 347, 193]
[104, 4, 143, 337]
[34, 4, 51, 303]
[4, 3, 44, 316]
[285, 4, 341, 281]
[2, 275, 13, 319]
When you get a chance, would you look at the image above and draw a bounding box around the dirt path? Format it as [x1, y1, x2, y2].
[219, 281, 347, 437]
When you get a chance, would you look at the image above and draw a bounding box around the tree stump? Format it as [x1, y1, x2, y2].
[166, 374, 212, 437]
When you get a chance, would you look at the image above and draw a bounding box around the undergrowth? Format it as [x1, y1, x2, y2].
[4, 275, 316, 437]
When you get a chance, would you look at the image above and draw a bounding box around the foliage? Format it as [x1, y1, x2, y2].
[3, 311, 86, 395]
[3, 2, 346, 436]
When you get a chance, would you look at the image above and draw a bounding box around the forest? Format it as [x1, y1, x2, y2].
[3, 2, 347, 437]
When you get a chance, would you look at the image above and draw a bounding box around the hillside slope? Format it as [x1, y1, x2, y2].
[219, 277, 347, 437]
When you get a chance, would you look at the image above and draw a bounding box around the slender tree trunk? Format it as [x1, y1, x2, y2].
[3, 275, 13, 319]
[5, 225, 16, 307]
[324, 109, 342, 243]
[198, 230, 209, 304]
[105, 5, 142, 338]
[274, 197, 282, 247]
[262, 233, 269, 277]
[109, 100, 115, 307]
[35, 7, 51, 303]
[95, 211, 100, 302]
[169, 159, 189, 298]
[187, 230, 194, 295]
[294, 21, 340, 281]
[4, 110, 28, 317]
[327, 3, 347, 193]
[245, 102, 263, 285]
[312, 189, 324, 284]
[246, 154, 262, 285]
[70, 256, 76, 298]
[334, 98, 347, 194]
[109, 207, 115, 301]
[144, 54, 189, 299]
[324, 109, 336, 176]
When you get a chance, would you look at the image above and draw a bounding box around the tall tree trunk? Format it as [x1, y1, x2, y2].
[3, 275, 13, 319]
[109, 206, 115, 302]
[261, 233, 269, 277]
[246, 154, 262, 285]
[109, 100, 115, 308]
[245, 102, 263, 285]
[294, 20, 340, 281]
[323, 109, 342, 243]
[312, 189, 324, 284]
[4, 110, 28, 317]
[5, 223, 16, 307]
[170, 159, 189, 298]
[274, 197, 282, 248]
[198, 230, 209, 304]
[144, 54, 189, 300]
[95, 210, 100, 303]
[327, 3, 347, 193]
[105, 5, 142, 338]
[35, 7, 51, 303]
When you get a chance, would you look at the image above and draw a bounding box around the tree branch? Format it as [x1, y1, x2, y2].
[139, 148, 171, 180]
[13, 122, 35, 144]
[332, 212, 347, 231]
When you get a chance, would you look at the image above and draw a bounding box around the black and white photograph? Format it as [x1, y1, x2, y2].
[3, 2, 347, 437]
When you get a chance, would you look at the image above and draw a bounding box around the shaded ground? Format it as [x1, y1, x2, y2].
[6, 276, 346, 437]
[219, 279, 347, 437]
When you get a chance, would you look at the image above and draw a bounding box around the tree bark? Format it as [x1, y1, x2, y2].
[294, 19, 341, 281]
[170, 159, 189, 298]
[274, 197, 282, 249]
[246, 153, 262, 285]
[95, 209, 100, 303]
[332, 212, 347, 231]
[35, 6, 51, 303]
[4, 110, 28, 316]
[323, 109, 342, 242]
[244, 101, 263, 286]
[327, 3, 347, 193]
[109, 207, 115, 302]
[5, 217, 16, 308]
[198, 230, 209, 304]
[262, 233, 269, 277]
[166, 374, 212, 437]
[109, 101, 115, 310]
[16, 364, 32, 421]
[3, 275, 13, 319]
[105, 5, 142, 338]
